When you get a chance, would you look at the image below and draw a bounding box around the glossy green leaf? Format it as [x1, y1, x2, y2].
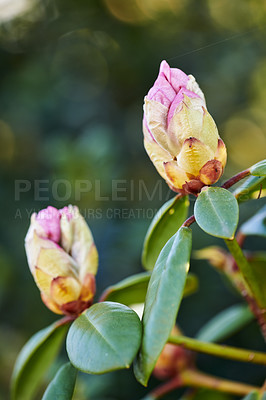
[11, 322, 68, 400]
[240, 205, 266, 238]
[99, 272, 151, 305]
[250, 159, 266, 177]
[234, 175, 266, 203]
[196, 304, 254, 343]
[67, 302, 142, 374]
[195, 187, 239, 239]
[42, 363, 76, 400]
[134, 227, 192, 386]
[142, 195, 189, 270]
[242, 392, 260, 400]
[100, 272, 198, 306]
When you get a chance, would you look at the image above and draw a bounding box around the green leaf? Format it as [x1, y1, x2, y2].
[11, 322, 68, 400]
[142, 195, 189, 270]
[194, 187, 239, 239]
[242, 392, 260, 400]
[240, 205, 266, 238]
[100, 272, 198, 306]
[134, 227, 192, 386]
[42, 362, 77, 400]
[250, 159, 266, 177]
[234, 175, 266, 203]
[99, 272, 151, 305]
[196, 304, 254, 343]
[66, 302, 142, 374]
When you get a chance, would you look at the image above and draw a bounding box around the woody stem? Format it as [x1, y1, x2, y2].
[182, 215, 196, 228]
[222, 169, 250, 189]
[225, 238, 266, 340]
[55, 315, 76, 328]
[146, 369, 259, 399]
[180, 369, 259, 396]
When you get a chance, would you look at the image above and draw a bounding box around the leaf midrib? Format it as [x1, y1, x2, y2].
[205, 190, 231, 237]
[82, 311, 130, 367]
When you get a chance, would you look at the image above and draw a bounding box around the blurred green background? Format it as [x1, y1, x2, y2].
[0, 0, 266, 398]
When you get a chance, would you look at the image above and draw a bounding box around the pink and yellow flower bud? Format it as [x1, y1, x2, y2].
[153, 326, 193, 380]
[144, 60, 227, 195]
[25, 205, 98, 316]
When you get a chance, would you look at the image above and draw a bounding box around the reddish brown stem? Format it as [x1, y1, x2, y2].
[182, 215, 196, 228]
[236, 231, 246, 248]
[222, 169, 250, 190]
[181, 369, 259, 396]
[55, 315, 76, 328]
[149, 376, 183, 399]
[147, 368, 260, 399]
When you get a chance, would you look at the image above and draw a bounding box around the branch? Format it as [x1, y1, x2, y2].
[182, 215, 195, 228]
[168, 335, 266, 365]
[222, 169, 250, 189]
[145, 369, 259, 399]
[225, 238, 266, 339]
[181, 369, 259, 396]
[55, 315, 76, 328]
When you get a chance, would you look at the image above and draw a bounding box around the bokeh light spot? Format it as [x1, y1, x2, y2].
[224, 117, 266, 169]
[0, 0, 35, 22]
[104, 0, 146, 24]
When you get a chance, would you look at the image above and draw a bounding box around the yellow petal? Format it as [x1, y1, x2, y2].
[25, 229, 58, 274]
[51, 276, 81, 305]
[168, 96, 219, 154]
[178, 137, 214, 176]
[34, 266, 53, 296]
[60, 215, 73, 253]
[144, 98, 170, 153]
[37, 248, 78, 279]
[144, 126, 172, 181]
[79, 244, 99, 281]
[163, 161, 189, 189]
[80, 273, 96, 302]
[41, 292, 63, 315]
[215, 139, 227, 169]
[71, 211, 99, 277]
[168, 95, 205, 149]
[201, 108, 219, 152]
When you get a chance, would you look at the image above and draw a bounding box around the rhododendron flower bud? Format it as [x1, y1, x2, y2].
[143, 60, 227, 195]
[25, 205, 98, 316]
[153, 326, 193, 380]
